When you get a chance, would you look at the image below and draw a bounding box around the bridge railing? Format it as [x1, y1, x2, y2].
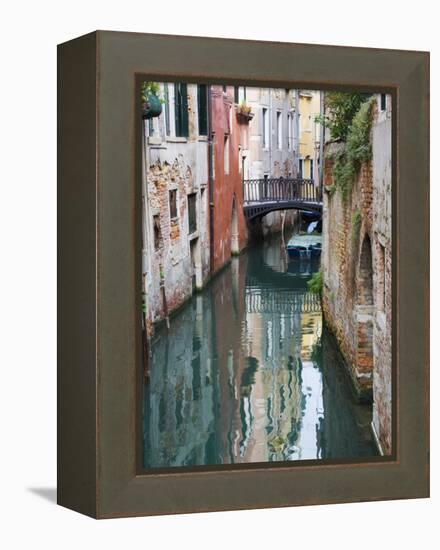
[245, 287, 322, 314]
[243, 178, 321, 204]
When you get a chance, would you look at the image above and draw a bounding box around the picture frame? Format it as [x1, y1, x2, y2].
[57, 30, 429, 518]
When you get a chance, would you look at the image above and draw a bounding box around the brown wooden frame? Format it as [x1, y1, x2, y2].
[57, 31, 429, 518]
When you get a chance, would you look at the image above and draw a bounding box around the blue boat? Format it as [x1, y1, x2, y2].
[309, 245, 321, 259]
[287, 243, 322, 260]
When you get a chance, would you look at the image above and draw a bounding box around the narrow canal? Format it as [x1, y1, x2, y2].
[142, 232, 378, 469]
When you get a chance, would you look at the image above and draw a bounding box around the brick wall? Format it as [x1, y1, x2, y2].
[321, 96, 392, 454]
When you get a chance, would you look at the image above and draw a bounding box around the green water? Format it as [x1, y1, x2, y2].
[142, 236, 378, 469]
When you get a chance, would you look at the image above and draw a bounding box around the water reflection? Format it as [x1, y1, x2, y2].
[142, 236, 378, 469]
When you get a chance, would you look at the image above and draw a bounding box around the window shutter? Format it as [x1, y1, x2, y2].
[175, 83, 189, 138]
[174, 83, 181, 136]
[164, 83, 170, 135]
[197, 84, 207, 136]
[180, 83, 189, 137]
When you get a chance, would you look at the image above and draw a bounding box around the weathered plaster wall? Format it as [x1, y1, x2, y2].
[321, 95, 392, 454]
[143, 83, 210, 326]
[246, 87, 297, 180]
[245, 87, 301, 237]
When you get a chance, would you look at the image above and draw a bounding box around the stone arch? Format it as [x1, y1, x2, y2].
[358, 234, 373, 305]
[231, 196, 239, 256]
[355, 233, 374, 400]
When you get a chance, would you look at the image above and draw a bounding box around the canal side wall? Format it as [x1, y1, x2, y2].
[143, 83, 211, 327]
[321, 95, 392, 455]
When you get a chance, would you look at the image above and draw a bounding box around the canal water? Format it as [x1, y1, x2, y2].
[142, 234, 378, 469]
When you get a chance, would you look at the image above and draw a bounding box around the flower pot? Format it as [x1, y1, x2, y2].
[236, 110, 254, 124]
[142, 92, 162, 119]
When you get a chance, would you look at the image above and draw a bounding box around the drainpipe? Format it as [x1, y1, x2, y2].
[207, 85, 215, 275]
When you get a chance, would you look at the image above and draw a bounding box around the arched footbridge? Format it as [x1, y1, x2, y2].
[243, 178, 323, 221]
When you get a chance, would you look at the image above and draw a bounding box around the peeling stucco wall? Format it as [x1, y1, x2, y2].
[142, 83, 210, 326]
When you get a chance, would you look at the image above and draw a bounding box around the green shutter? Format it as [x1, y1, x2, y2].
[175, 83, 189, 138]
[197, 84, 207, 136]
[180, 83, 189, 137]
[164, 83, 170, 135]
[174, 83, 181, 136]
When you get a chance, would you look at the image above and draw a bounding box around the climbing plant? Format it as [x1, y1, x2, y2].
[141, 81, 165, 103]
[351, 209, 362, 241]
[307, 270, 323, 296]
[330, 97, 375, 200]
[316, 91, 371, 141]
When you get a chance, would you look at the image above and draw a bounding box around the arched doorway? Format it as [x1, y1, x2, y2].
[355, 234, 374, 399]
[231, 196, 239, 256]
[358, 234, 373, 306]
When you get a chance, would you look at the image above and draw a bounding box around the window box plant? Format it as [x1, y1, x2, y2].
[141, 81, 163, 119]
[236, 101, 254, 123]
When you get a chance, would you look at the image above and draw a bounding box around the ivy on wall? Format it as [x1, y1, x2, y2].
[320, 94, 375, 200]
[316, 91, 371, 141]
[351, 209, 362, 241]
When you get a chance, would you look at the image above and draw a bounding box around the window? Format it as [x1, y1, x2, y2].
[310, 159, 314, 180]
[277, 111, 282, 149]
[174, 83, 189, 137]
[380, 93, 387, 112]
[262, 108, 269, 149]
[153, 215, 162, 250]
[287, 113, 292, 150]
[197, 84, 208, 136]
[188, 193, 197, 234]
[147, 119, 154, 137]
[169, 190, 177, 219]
[299, 159, 303, 178]
[163, 83, 170, 136]
[236, 86, 247, 104]
[224, 135, 230, 175]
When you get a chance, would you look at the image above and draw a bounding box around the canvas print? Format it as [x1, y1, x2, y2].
[139, 82, 392, 469]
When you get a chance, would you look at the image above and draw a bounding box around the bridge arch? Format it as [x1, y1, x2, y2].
[243, 177, 322, 222]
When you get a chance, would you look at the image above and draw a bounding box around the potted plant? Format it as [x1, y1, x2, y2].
[141, 81, 163, 119]
[236, 101, 254, 123]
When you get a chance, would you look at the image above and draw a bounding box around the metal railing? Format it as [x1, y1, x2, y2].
[245, 288, 322, 315]
[243, 178, 321, 204]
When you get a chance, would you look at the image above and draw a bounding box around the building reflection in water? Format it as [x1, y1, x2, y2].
[142, 237, 378, 469]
